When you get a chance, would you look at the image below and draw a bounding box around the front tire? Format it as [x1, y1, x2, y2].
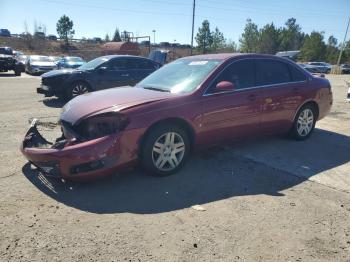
[67, 82, 90, 100]
[141, 124, 190, 176]
[290, 104, 317, 140]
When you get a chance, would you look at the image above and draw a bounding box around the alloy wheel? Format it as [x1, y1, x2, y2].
[152, 132, 186, 172]
[297, 108, 314, 137]
[72, 83, 89, 97]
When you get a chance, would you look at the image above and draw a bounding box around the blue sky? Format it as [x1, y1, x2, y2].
[0, 0, 349, 45]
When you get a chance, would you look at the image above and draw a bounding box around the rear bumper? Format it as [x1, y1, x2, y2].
[20, 121, 134, 181]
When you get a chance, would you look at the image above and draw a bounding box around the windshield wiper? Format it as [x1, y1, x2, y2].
[143, 86, 170, 92]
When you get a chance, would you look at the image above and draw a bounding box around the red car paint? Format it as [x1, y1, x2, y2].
[21, 53, 333, 181]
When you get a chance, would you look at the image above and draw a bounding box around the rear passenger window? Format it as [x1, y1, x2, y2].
[289, 64, 307, 81]
[125, 59, 140, 70]
[138, 60, 158, 70]
[213, 59, 255, 91]
[256, 59, 291, 85]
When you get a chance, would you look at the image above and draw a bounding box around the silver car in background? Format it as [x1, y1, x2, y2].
[25, 55, 57, 75]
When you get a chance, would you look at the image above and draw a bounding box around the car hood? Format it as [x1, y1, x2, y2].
[60, 87, 175, 125]
[42, 68, 76, 77]
[31, 61, 56, 67]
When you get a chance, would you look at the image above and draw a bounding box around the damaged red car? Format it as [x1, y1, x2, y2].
[21, 53, 333, 181]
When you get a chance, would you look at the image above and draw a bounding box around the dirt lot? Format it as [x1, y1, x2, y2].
[0, 73, 350, 262]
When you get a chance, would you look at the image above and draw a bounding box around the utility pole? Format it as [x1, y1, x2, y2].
[190, 0, 196, 55]
[152, 30, 156, 45]
[337, 17, 350, 66]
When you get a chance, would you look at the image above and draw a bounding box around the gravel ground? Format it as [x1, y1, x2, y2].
[0, 73, 349, 262]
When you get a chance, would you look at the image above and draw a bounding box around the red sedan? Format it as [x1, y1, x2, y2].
[21, 53, 333, 180]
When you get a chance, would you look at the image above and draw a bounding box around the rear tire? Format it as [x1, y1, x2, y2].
[290, 104, 317, 140]
[141, 124, 190, 176]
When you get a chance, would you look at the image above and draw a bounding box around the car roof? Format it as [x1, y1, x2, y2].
[186, 53, 288, 61]
[101, 55, 153, 60]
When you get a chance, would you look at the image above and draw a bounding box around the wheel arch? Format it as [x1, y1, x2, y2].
[293, 100, 320, 122]
[139, 117, 196, 155]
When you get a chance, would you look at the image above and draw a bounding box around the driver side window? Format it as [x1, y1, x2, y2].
[210, 59, 255, 93]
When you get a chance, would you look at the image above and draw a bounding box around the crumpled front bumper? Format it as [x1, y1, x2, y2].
[20, 120, 125, 181]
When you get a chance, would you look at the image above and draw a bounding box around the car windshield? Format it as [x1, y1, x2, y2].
[137, 58, 221, 93]
[31, 56, 54, 62]
[66, 57, 84, 62]
[0, 48, 13, 55]
[78, 57, 108, 70]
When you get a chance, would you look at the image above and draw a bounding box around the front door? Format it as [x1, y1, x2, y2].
[200, 59, 263, 145]
[97, 58, 130, 90]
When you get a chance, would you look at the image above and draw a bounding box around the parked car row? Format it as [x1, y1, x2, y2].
[299, 62, 350, 74]
[21, 53, 333, 182]
[299, 62, 332, 74]
[0, 46, 89, 76]
[25, 55, 86, 75]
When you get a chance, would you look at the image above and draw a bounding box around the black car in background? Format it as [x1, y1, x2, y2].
[38, 55, 160, 100]
[0, 46, 23, 76]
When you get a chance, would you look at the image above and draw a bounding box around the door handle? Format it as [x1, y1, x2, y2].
[247, 94, 256, 101]
[121, 74, 129, 77]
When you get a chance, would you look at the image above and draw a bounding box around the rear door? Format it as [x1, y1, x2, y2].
[200, 59, 263, 144]
[257, 59, 306, 133]
[127, 58, 159, 86]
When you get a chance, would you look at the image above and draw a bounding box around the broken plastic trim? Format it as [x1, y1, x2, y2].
[23, 120, 53, 149]
[23, 119, 67, 149]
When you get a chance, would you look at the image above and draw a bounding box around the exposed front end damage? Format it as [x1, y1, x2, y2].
[21, 113, 141, 181]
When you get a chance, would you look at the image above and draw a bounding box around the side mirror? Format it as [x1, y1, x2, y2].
[98, 66, 108, 73]
[215, 81, 235, 91]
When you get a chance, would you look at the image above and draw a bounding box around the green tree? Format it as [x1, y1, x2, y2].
[56, 15, 75, 45]
[300, 31, 326, 61]
[258, 23, 280, 54]
[112, 27, 121, 42]
[339, 40, 350, 64]
[212, 27, 226, 51]
[239, 19, 259, 53]
[327, 35, 338, 47]
[104, 33, 110, 42]
[325, 35, 340, 64]
[195, 20, 213, 54]
[225, 39, 238, 52]
[280, 18, 304, 50]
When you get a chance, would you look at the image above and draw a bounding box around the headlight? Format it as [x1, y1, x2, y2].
[76, 112, 129, 140]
